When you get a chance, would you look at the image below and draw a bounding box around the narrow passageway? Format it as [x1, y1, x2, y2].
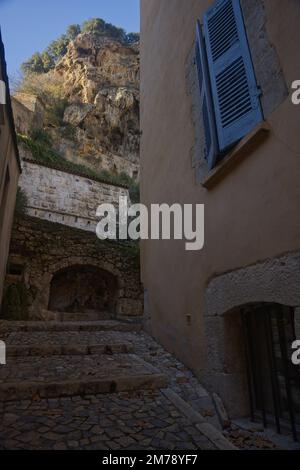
[0, 318, 234, 450]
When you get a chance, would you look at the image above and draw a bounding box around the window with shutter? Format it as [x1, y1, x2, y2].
[195, 20, 219, 170]
[203, 0, 263, 153]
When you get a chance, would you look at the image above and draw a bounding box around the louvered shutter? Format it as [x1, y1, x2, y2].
[203, 0, 263, 152]
[195, 20, 219, 169]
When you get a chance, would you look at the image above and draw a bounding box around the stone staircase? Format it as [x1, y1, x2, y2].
[0, 320, 167, 402]
[0, 318, 236, 450]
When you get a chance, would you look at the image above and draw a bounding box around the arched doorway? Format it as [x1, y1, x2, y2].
[241, 303, 300, 441]
[204, 252, 300, 440]
[48, 265, 118, 316]
[220, 303, 300, 441]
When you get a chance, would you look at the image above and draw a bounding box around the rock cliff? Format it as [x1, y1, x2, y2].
[13, 31, 140, 180]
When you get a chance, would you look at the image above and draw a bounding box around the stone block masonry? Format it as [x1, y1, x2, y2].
[19, 159, 130, 233]
[4, 215, 143, 319]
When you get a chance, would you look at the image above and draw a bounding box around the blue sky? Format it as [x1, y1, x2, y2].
[0, 0, 140, 78]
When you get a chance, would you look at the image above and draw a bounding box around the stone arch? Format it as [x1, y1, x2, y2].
[203, 252, 300, 420]
[29, 256, 125, 319]
[48, 265, 118, 316]
[204, 252, 300, 319]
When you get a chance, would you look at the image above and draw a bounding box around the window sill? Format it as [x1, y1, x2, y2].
[201, 122, 271, 190]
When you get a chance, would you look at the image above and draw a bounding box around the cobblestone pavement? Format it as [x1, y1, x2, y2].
[0, 321, 234, 450]
[0, 390, 219, 450]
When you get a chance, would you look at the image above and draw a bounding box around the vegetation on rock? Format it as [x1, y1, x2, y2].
[15, 188, 28, 216]
[21, 18, 139, 75]
[14, 18, 140, 200]
[15, 72, 68, 127]
[1, 282, 32, 321]
[17, 132, 139, 197]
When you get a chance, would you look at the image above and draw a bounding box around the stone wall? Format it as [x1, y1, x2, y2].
[19, 159, 130, 233]
[5, 215, 143, 319]
[11, 93, 45, 135]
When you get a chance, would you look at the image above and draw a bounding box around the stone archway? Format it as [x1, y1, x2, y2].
[8, 217, 143, 320]
[203, 252, 300, 421]
[27, 255, 124, 320]
[48, 265, 118, 317]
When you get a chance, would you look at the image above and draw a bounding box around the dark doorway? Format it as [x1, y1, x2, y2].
[242, 304, 300, 441]
[48, 265, 118, 315]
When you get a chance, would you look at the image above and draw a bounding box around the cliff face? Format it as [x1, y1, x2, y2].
[14, 33, 140, 180]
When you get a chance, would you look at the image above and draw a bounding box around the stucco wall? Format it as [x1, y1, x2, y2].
[140, 0, 300, 408]
[19, 159, 130, 233]
[0, 42, 21, 308]
[0, 138, 20, 308]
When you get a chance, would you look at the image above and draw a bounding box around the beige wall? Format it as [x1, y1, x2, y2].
[0, 42, 21, 308]
[140, 0, 300, 398]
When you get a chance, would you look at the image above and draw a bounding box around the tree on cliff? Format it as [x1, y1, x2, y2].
[82, 18, 127, 42]
[67, 24, 81, 40]
[21, 52, 45, 75]
[21, 18, 139, 75]
[47, 35, 70, 63]
[21, 37, 69, 74]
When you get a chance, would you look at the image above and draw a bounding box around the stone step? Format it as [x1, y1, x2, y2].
[42, 311, 113, 322]
[0, 354, 168, 401]
[5, 330, 137, 357]
[6, 342, 134, 357]
[0, 320, 142, 334]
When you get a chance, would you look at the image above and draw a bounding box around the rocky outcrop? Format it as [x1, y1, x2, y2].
[55, 33, 139, 178]
[13, 33, 140, 180]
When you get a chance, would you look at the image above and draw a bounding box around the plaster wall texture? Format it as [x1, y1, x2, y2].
[140, 0, 300, 413]
[0, 49, 21, 307]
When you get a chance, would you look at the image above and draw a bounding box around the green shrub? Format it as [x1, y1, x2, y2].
[46, 97, 69, 127]
[67, 24, 81, 40]
[17, 133, 139, 193]
[20, 19, 139, 76]
[30, 128, 53, 146]
[16, 72, 68, 127]
[60, 123, 77, 141]
[21, 52, 46, 75]
[129, 183, 140, 204]
[15, 188, 28, 216]
[17, 134, 59, 165]
[46, 35, 69, 63]
[1, 283, 31, 321]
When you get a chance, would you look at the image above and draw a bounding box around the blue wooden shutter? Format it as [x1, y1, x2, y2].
[195, 20, 219, 169]
[203, 0, 263, 152]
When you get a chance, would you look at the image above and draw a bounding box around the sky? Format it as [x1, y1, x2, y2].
[0, 0, 140, 78]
